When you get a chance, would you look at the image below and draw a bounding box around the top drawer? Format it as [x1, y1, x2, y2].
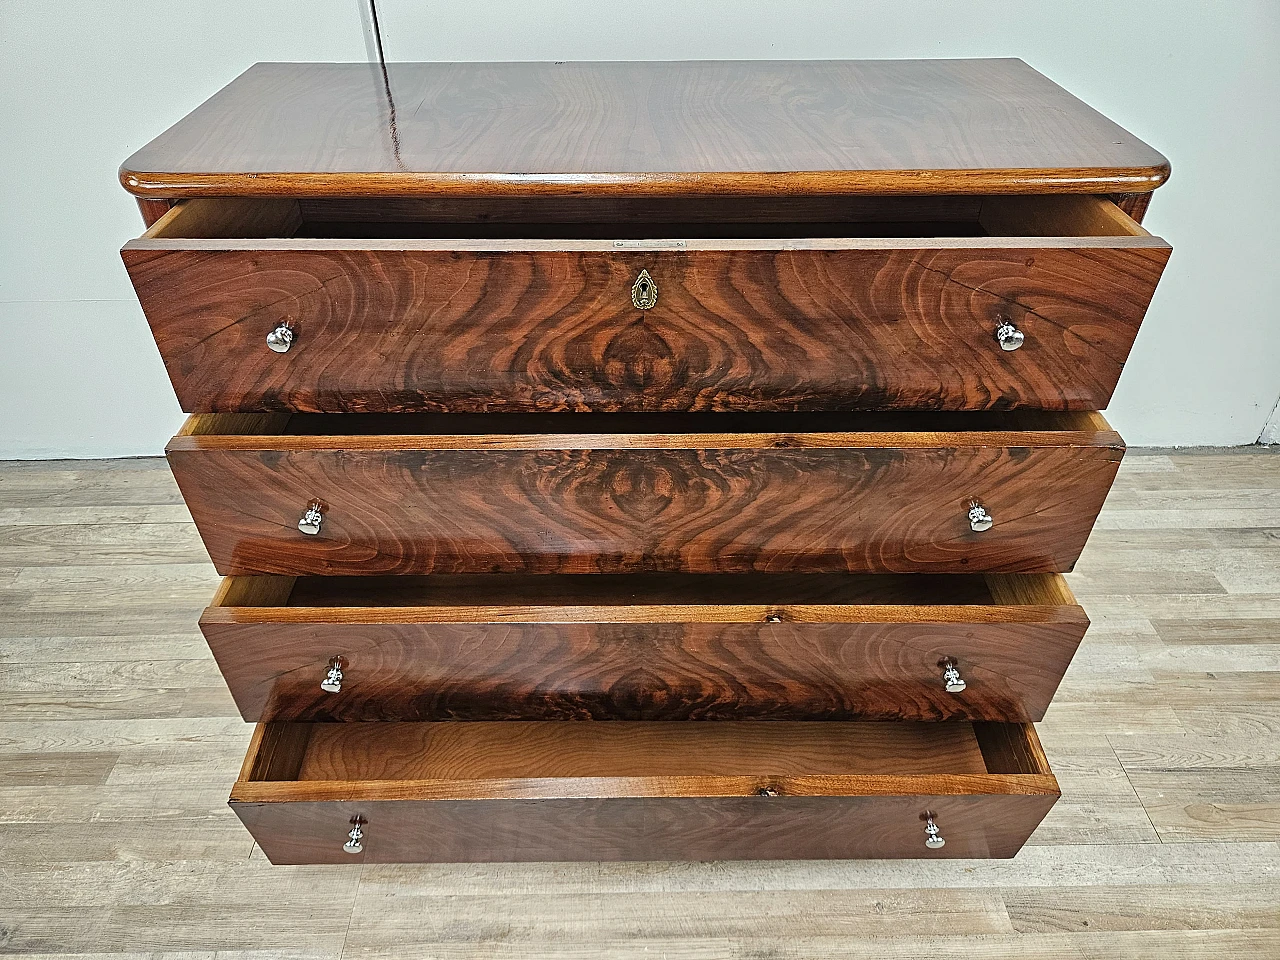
[122, 196, 1170, 414]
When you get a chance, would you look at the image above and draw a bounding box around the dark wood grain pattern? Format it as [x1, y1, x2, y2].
[229, 720, 1059, 863]
[166, 412, 1124, 576]
[283, 571, 1003, 606]
[233, 793, 1058, 863]
[119, 60, 1169, 198]
[201, 573, 1087, 723]
[135, 198, 172, 227]
[295, 721, 993, 779]
[294, 194, 989, 225]
[121, 195, 1170, 414]
[1110, 192, 1154, 224]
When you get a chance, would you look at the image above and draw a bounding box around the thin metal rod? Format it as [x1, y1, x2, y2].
[356, 0, 379, 63]
[368, 0, 390, 65]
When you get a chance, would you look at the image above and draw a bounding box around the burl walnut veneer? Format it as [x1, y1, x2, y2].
[168, 411, 1123, 577]
[119, 59, 1172, 863]
[202, 573, 1086, 724]
[123, 194, 1168, 414]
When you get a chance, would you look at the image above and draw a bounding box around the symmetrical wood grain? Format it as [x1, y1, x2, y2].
[121, 196, 1170, 413]
[118, 60, 1169, 198]
[6, 451, 1280, 955]
[230, 720, 1058, 863]
[201, 572, 1087, 723]
[166, 412, 1124, 576]
[109, 56, 1175, 875]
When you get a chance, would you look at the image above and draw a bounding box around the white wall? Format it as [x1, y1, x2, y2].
[2, 0, 1277, 457]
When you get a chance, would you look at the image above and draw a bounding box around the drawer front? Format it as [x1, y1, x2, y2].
[169, 429, 1123, 576]
[233, 793, 1057, 864]
[122, 198, 1170, 414]
[202, 615, 1086, 724]
[230, 720, 1059, 863]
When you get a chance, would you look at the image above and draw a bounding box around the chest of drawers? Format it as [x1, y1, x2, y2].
[121, 58, 1170, 862]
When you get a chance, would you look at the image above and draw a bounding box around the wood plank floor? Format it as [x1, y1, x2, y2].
[1, 450, 1278, 958]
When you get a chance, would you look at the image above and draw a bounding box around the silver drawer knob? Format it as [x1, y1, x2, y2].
[298, 502, 324, 536]
[968, 502, 993, 532]
[924, 815, 945, 849]
[321, 656, 345, 694]
[765, 614, 783, 623]
[940, 659, 967, 693]
[995, 319, 1025, 351]
[266, 322, 295, 353]
[631, 269, 658, 310]
[343, 817, 366, 854]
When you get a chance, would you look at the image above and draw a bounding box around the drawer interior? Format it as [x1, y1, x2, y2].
[212, 571, 1076, 615]
[142, 194, 1152, 242]
[242, 720, 1052, 785]
[179, 410, 1114, 441]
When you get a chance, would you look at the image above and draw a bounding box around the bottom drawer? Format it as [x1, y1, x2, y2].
[232, 720, 1059, 863]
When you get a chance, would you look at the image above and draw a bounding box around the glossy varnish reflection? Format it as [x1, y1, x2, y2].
[166, 412, 1125, 577]
[230, 720, 1059, 863]
[111, 57, 1174, 867]
[121, 195, 1170, 414]
[120, 60, 1170, 198]
[200, 572, 1087, 722]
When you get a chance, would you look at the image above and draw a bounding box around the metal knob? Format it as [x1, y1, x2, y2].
[631, 269, 658, 310]
[765, 614, 783, 623]
[757, 786, 780, 797]
[343, 817, 366, 854]
[924, 815, 945, 849]
[968, 502, 993, 532]
[940, 659, 967, 693]
[266, 322, 295, 353]
[995, 319, 1025, 352]
[321, 656, 344, 694]
[298, 502, 324, 536]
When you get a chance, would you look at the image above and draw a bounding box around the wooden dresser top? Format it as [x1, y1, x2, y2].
[120, 59, 1168, 199]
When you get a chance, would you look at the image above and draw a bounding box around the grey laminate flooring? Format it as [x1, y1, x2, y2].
[1, 450, 1277, 958]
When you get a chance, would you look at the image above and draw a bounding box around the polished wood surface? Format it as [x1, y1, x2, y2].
[166, 412, 1124, 576]
[134, 197, 171, 228]
[112, 55, 1170, 874]
[234, 793, 1057, 864]
[290, 721, 995, 780]
[229, 720, 1057, 862]
[1110, 192, 1154, 224]
[119, 60, 1169, 198]
[201, 573, 1086, 722]
[122, 196, 1170, 414]
[4, 452, 1277, 952]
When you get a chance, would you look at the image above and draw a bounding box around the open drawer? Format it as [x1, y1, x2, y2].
[123, 195, 1170, 414]
[203, 572, 1087, 723]
[232, 719, 1060, 862]
[168, 410, 1124, 576]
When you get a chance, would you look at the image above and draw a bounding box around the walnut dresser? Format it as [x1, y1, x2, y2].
[119, 59, 1171, 864]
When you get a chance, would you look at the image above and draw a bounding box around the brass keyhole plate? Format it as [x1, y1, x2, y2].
[631, 269, 658, 310]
